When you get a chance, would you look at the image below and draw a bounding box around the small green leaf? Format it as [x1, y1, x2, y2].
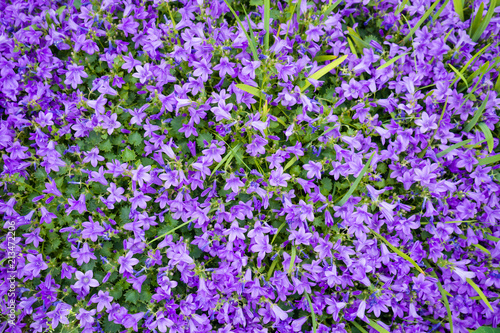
[436, 139, 472, 158]
[351, 321, 369, 333]
[453, 0, 464, 21]
[302, 54, 348, 92]
[370, 228, 426, 275]
[128, 132, 143, 146]
[336, 151, 375, 206]
[56, 5, 67, 15]
[449, 64, 468, 87]
[464, 95, 489, 132]
[313, 55, 338, 62]
[376, 53, 408, 70]
[304, 292, 317, 333]
[122, 148, 137, 162]
[283, 156, 297, 171]
[367, 319, 390, 333]
[74, 0, 81, 9]
[288, 246, 296, 274]
[478, 154, 500, 166]
[473, 327, 500, 333]
[235, 84, 266, 100]
[466, 278, 494, 311]
[125, 289, 139, 303]
[478, 122, 494, 153]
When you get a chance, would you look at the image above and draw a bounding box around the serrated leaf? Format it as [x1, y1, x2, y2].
[74, 0, 81, 9]
[122, 148, 137, 162]
[466, 278, 494, 311]
[100, 140, 113, 152]
[321, 178, 333, 192]
[196, 132, 213, 148]
[128, 132, 143, 146]
[125, 289, 140, 303]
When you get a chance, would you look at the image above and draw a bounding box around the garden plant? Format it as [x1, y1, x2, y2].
[1, 0, 500, 332]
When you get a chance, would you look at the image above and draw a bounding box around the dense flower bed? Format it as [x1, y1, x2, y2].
[1, 0, 500, 332]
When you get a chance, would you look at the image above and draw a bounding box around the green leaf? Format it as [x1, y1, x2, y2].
[288, 246, 296, 274]
[128, 132, 143, 146]
[466, 278, 494, 311]
[367, 319, 390, 333]
[478, 122, 494, 153]
[436, 139, 472, 158]
[122, 148, 137, 162]
[449, 64, 468, 87]
[267, 253, 280, 280]
[321, 0, 343, 21]
[453, 0, 464, 20]
[211, 143, 242, 177]
[376, 53, 408, 70]
[304, 292, 317, 333]
[425, 260, 453, 333]
[471, 0, 497, 42]
[74, 0, 81, 9]
[196, 132, 213, 148]
[125, 289, 139, 303]
[302, 54, 348, 92]
[235, 84, 266, 100]
[223, 0, 259, 62]
[56, 5, 66, 15]
[401, 0, 444, 44]
[336, 151, 375, 206]
[395, 0, 409, 14]
[283, 156, 297, 171]
[478, 154, 500, 166]
[474, 327, 500, 333]
[313, 55, 338, 62]
[351, 321, 369, 333]
[370, 228, 426, 276]
[264, 0, 270, 50]
[347, 37, 358, 58]
[464, 95, 489, 132]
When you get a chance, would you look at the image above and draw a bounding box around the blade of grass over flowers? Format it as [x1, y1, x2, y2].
[322, 0, 342, 21]
[271, 222, 287, 244]
[457, 235, 491, 255]
[370, 228, 426, 275]
[223, 0, 259, 62]
[453, 0, 464, 21]
[436, 139, 472, 157]
[464, 95, 489, 132]
[351, 320, 369, 333]
[336, 151, 375, 206]
[401, 0, 443, 44]
[495, 74, 500, 93]
[211, 143, 242, 177]
[449, 64, 468, 87]
[347, 26, 371, 52]
[471, 0, 497, 42]
[455, 43, 491, 84]
[395, 0, 409, 14]
[313, 55, 338, 62]
[485, 234, 500, 242]
[264, 0, 270, 50]
[464, 139, 487, 148]
[283, 156, 297, 171]
[347, 37, 358, 58]
[236, 84, 266, 100]
[425, 260, 454, 333]
[267, 252, 280, 279]
[478, 122, 494, 153]
[469, 2, 484, 39]
[376, 53, 408, 70]
[148, 210, 212, 245]
[431, 0, 450, 22]
[478, 154, 500, 166]
[242, 6, 259, 55]
[367, 319, 390, 333]
[304, 292, 317, 333]
[302, 54, 348, 92]
[466, 278, 494, 311]
[288, 246, 296, 274]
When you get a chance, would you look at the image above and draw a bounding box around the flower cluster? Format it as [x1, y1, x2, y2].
[1, 0, 500, 332]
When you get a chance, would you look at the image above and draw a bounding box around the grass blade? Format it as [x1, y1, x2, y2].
[351, 321, 369, 333]
[478, 122, 494, 153]
[457, 234, 491, 255]
[431, 0, 450, 22]
[425, 260, 454, 333]
[336, 151, 375, 206]
[376, 52, 408, 70]
[283, 156, 297, 171]
[466, 278, 494, 311]
[367, 319, 390, 333]
[321, 0, 342, 21]
[302, 54, 348, 92]
[472, 0, 497, 42]
[464, 95, 489, 132]
[449, 64, 468, 87]
[264, 0, 270, 50]
[313, 55, 338, 62]
[401, 0, 443, 44]
[267, 252, 280, 279]
[453, 0, 464, 21]
[478, 154, 500, 166]
[223, 0, 259, 62]
[304, 292, 318, 333]
[210, 143, 242, 177]
[235, 83, 266, 100]
[469, 2, 484, 39]
[347, 26, 371, 52]
[436, 139, 473, 157]
[288, 246, 296, 274]
[370, 228, 426, 275]
[396, 0, 409, 14]
[347, 37, 358, 58]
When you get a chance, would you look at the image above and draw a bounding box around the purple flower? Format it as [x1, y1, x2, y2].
[118, 251, 139, 274]
[213, 57, 236, 77]
[70, 242, 97, 266]
[90, 290, 113, 312]
[47, 302, 72, 329]
[76, 308, 96, 328]
[73, 270, 99, 295]
[224, 173, 244, 193]
[66, 194, 87, 215]
[269, 166, 292, 187]
[65, 63, 88, 89]
[415, 112, 438, 133]
[303, 161, 323, 179]
[81, 216, 105, 242]
[24, 254, 48, 278]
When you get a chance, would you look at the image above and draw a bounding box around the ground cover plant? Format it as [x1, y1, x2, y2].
[1, 0, 500, 332]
